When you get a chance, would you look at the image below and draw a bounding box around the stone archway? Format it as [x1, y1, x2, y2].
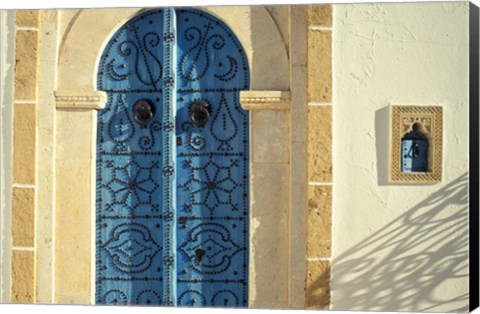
[54, 6, 293, 307]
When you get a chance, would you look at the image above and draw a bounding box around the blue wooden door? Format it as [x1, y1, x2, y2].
[96, 8, 249, 307]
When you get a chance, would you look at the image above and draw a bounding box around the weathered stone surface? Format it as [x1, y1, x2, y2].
[12, 187, 35, 247]
[290, 66, 308, 142]
[308, 106, 332, 182]
[307, 5, 332, 27]
[308, 30, 332, 102]
[290, 6, 307, 67]
[35, 11, 58, 302]
[289, 149, 308, 307]
[55, 110, 93, 304]
[16, 10, 39, 28]
[306, 259, 331, 309]
[12, 250, 35, 303]
[265, 5, 290, 50]
[250, 163, 289, 308]
[307, 185, 332, 257]
[252, 110, 289, 163]
[14, 30, 38, 100]
[13, 103, 36, 184]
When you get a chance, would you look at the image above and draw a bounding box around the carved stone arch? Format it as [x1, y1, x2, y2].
[56, 6, 289, 101]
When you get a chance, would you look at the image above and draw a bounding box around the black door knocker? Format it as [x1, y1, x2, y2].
[189, 100, 211, 127]
[133, 99, 155, 127]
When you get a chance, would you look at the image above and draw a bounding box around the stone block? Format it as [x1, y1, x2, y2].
[308, 106, 332, 182]
[11, 250, 35, 303]
[308, 30, 332, 102]
[12, 187, 35, 247]
[13, 103, 36, 184]
[306, 259, 331, 309]
[307, 5, 332, 27]
[16, 10, 40, 28]
[307, 185, 332, 257]
[14, 30, 38, 100]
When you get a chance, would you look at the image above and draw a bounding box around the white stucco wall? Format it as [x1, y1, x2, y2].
[332, 2, 470, 312]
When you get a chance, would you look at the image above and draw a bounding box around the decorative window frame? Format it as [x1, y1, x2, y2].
[389, 105, 443, 184]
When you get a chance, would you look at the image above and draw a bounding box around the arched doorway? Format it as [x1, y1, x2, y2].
[95, 7, 250, 307]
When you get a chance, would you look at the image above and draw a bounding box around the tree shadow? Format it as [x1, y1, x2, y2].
[331, 173, 469, 312]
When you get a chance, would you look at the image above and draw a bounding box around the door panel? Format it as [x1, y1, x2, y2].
[96, 8, 249, 307]
[97, 9, 166, 304]
[175, 9, 249, 307]
[96, 94, 165, 304]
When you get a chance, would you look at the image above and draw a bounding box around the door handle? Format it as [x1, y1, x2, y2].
[133, 100, 154, 127]
[189, 100, 210, 127]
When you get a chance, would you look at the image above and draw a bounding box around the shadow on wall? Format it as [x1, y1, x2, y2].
[375, 106, 391, 186]
[332, 173, 469, 312]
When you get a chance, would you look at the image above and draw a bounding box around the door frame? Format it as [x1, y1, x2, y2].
[53, 5, 301, 307]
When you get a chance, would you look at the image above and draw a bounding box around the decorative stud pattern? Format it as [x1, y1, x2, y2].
[179, 158, 241, 214]
[103, 159, 161, 212]
[97, 8, 250, 307]
[103, 223, 162, 273]
[96, 9, 167, 305]
[98, 10, 165, 92]
[179, 223, 242, 274]
[176, 9, 249, 92]
[161, 7, 177, 306]
[176, 9, 249, 307]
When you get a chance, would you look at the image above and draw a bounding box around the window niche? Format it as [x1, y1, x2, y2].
[390, 105, 443, 184]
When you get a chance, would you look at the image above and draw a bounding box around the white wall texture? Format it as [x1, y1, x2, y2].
[332, 2, 470, 312]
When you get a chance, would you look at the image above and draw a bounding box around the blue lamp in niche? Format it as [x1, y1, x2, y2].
[401, 122, 429, 173]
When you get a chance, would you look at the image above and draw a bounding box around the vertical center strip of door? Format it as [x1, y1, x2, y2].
[162, 7, 177, 306]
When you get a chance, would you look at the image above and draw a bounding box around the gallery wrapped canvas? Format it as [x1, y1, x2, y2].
[0, 1, 478, 312]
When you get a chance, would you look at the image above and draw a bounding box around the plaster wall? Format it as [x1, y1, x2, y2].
[332, 2, 470, 312]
